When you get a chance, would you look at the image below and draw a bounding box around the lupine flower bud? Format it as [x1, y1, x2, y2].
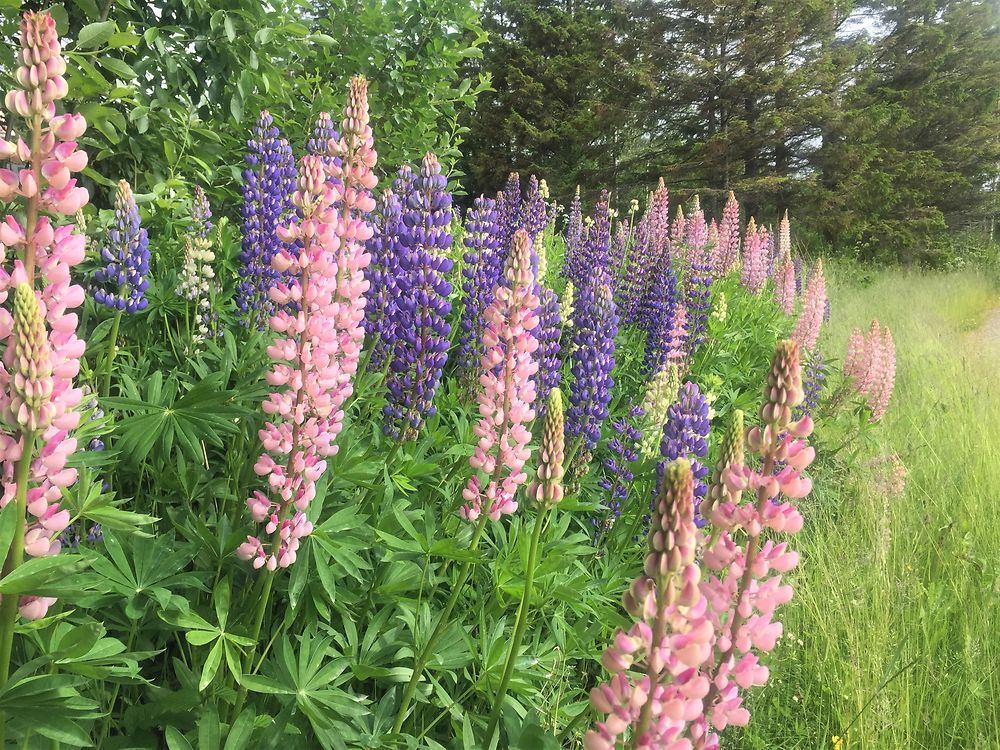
[528, 387, 565, 507]
[703, 410, 744, 522]
[761, 340, 804, 427]
[92, 180, 150, 313]
[640, 362, 679, 458]
[9, 283, 54, 430]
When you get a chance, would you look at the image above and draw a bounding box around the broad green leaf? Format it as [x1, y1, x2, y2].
[99, 57, 138, 80]
[76, 21, 115, 50]
[165, 726, 194, 750]
[0, 556, 88, 595]
[0, 500, 18, 560]
[222, 707, 255, 750]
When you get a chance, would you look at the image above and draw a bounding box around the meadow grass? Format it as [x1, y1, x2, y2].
[745, 269, 1000, 749]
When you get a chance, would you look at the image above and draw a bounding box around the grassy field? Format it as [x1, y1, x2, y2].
[745, 269, 1000, 749]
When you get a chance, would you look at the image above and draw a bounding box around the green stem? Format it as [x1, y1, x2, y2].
[0, 429, 36, 746]
[232, 570, 275, 719]
[391, 517, 488, 735]
[484, 505, 549, 740]
[101, 310, 123, 398]
[96, 619, 137, 745]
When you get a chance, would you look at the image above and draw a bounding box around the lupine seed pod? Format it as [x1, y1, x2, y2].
[703, 409, 744, 522]
[527, 387, 565, 507]
[761, 340, 804, 428]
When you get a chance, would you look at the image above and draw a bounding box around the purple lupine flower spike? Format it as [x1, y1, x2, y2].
[562, 185, 583, 282]
[364, 189, 406, 369]
[567, 271, 618, 453]
[497, 171, 521, 256]
[796, 349, 827, 419]
[595, 403, 644, 542]
[658, 381, 710, 525]
[581, 190, 611, 277]
[383, 153, 454, 439]
[457, 195, 504, 375]
[237, 110, 296, 329]
[534, 286, 562, 415]
[641, 258, 680, 373]
[519, 174, 548, 240]
[609, 220, 629, 295]
[92, 179, 149, 313]
[684, 205, 713, 354]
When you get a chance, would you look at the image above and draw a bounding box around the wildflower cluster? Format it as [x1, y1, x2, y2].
[843, 319, 896, 421]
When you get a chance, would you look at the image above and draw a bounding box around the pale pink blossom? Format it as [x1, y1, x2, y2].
[790, 259, 826, 351]
[0, 11, 89, 621]
[711, 192, 740, 275]
[740, 219, 768, 295]
[460, 229, 539, 522]
[239, 77, 376, 570]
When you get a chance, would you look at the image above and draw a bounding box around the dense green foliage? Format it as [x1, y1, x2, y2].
[747, 268, 1000, 747]
[1, 0, 488, 206]
[464, 0, 1000, 262]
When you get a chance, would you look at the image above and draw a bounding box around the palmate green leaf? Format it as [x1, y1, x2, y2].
[0, 672, 101, 746]
[105, 372, 246, 465]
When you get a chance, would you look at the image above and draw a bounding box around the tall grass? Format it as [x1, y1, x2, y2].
[746, 269, 1000, 749]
